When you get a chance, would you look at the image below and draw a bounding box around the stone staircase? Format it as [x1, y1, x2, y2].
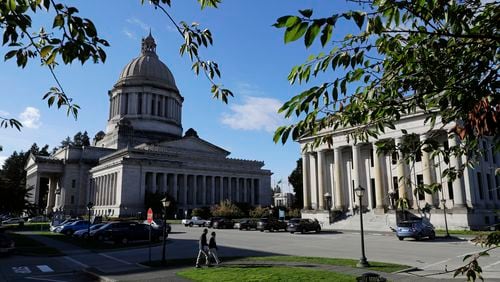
[325, 211, 398, 232]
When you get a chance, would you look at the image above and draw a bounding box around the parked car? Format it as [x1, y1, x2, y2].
[182, 216, 210, 227]
[1, 217, 24, 224]
[287, 218, 321, 234]
[207, 217, 222, 228]
[93, 222, 161, 244]
[59, 220, 91, 235]
[50, 218, 78, 232]
[212, 218, 234, 229]
[73, 223, 105, 239]
[0, 232, 15, 255]
[142, 219, 172, 233]
[27, 215, 49, 223]
[234, 219, 257, 230]
[396, 220, 435, 241]
[256, 218, 287, 232]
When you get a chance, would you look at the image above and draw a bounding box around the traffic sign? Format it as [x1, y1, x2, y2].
[147, 208, 153, 224]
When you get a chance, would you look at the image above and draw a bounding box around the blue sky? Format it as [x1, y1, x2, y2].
[0, 1, 357, 192]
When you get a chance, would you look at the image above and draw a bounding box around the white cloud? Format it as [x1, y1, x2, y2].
[123, 28, 137, 40]
[0, 110, 10, 117]
[126, 17, 149, 32]
[221, 96, 287, 133]
[0, 155, 6, 168]
[19, 107, 41, 129]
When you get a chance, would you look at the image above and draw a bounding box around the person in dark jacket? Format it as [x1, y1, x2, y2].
[208, 231, 220, 265]
[195, 228, 210, 268]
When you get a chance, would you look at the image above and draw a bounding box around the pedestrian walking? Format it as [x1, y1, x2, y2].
[208, 231, 220, 265]
[195, 228, 210, 268]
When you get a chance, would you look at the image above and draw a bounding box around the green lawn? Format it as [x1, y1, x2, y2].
[246, 256, 409, 273]
[178, 265, 356, 282]
[435, 229, 493, 236]
[2, 223, 50, 232]
[7, 232, 61, 256]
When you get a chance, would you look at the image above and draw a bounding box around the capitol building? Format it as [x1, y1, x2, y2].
[25, 34, 272, 217]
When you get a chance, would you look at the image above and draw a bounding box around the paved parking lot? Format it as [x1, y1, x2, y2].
[105, 225, 500, 280]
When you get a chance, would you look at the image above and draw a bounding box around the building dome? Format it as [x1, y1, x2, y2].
[116, 33, 178, 91]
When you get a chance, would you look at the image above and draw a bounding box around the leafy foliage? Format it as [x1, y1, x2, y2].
[191, 207, 211, 219]
[249, 205, 270, 218]
[288, 158, 303, 209]
[210, 200, 243, 218]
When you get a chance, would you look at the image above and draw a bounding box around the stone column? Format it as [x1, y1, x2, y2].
[420, 134, 436, 207]
[373, 143, 385, 211]
[202, 176, 207, 205]
[250, 179, 255, 205]
[302, 152, 311, 209]
[317, 150, 326, 210]
[235, 177, 240, 203]
[211, 176, 216, 204]
[46, 176, 57, 213]
[183, 174, 188, 205]
[395, 137, 407, 200]
[191, 175, 197, 205]
[150, 172, 156, 194]
[173, 174, 178, 202]
[449, 134, 466, 208]
[333, 147, 344, 210]
[352, 144, 361, 207]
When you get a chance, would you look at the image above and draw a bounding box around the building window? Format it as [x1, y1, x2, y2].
[71, 195, 74, 204]
[71, 179, 76, 188]
[477, 172, 484, 200]
[392, 177, 399, 199]
[391, 152, 397, 165]
[370, 148, 374, 168]
[483, 141, 488, 161]
[487, 174, 493, 199]
[416, 150, 422, 162]
[417, 174, 424, 200]
[447, 182, 454, 200]
[138, 93, 142, 114]
[485, 216, 490, 225]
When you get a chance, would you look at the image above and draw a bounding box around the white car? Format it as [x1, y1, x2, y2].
[1, 217, 24, 224]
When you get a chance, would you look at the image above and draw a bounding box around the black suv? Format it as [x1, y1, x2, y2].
[256, 218, 287, 232]
[93, 222, 161, 244]
[287, 218, 321, 234]
[235, 219, 257, 230]
[212, 218, 234, 229]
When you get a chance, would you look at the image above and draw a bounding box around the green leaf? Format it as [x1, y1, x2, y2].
[285, 22, 308, 43]
[304, 22, 321, 48]
[53, 14, 64, 28]
[40, 45, 53, 58]
[299, 9, 313, 18]
[4, 50, 17, 61]
[320, 24, 332, 47]
[352, 11, 365, 29]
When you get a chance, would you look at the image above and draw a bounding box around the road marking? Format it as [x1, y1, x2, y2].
[26, 277, 66, 282]
[12, 266, 31, 274]
[99, 253, 132, 265]
[36, 265, 54, 273]
[483, 260, 500, 269]
[421, 258, 452, 269]
[63, 256, 89, 268]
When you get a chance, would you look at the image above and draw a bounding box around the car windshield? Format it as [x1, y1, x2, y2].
[289, 219, 300, 223]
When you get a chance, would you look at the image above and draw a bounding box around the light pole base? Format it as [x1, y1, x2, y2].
[356, 257, 370, 268]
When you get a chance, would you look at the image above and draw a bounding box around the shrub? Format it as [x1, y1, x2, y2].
[211, 200, 244, 219]
[192, 207, 211, 219]
[249, 206, 269, 218]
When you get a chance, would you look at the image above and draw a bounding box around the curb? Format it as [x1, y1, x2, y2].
[82, 267, 116, 282]
[391, 266, 420, 274]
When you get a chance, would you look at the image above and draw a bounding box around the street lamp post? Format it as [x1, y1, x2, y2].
[161, 197, 171, 265]
[353, 186, 369, 268]
[441, 198, 450, 238]
[86, 202, 94, 239]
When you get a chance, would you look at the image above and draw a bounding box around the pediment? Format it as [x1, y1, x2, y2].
[24, 153, 37, 169]
[157, 136, 230, 156]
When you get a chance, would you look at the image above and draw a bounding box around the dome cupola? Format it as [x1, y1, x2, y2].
[116, 32, 178, 92]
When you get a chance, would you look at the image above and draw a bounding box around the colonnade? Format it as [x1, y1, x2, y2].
[144, 172, 260, 206]
[109, 92, 181, 122]
[89, 172, 118, 207]
[302, 134, 471, 212]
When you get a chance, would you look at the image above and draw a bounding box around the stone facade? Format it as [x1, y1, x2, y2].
[25, 34, 272, 217]
[299, 113, 499, 230]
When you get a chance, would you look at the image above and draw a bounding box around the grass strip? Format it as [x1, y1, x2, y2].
[246, 256, 408, 273]
[178, 265, 356, 282]
[7, 232, 61, 256]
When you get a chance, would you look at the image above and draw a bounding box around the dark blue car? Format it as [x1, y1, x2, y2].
[396, 220, 435, 241]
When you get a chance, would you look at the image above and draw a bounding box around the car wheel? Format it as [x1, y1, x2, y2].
[246, 227, 250, 231]
[121, 237, 129, 245]
[429, 232, 436, 240]
[97, 235, 104, 241]
[260, 229, 264, 232]
[415, 234, 422, 241]
[82, 233, 88, 239]
[290, 231, 294, 234]
[300, 228, 305, 234]
[189, 223, 193, 227]
[398, 236, 404, 241]
[315, 227, 321, 233]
